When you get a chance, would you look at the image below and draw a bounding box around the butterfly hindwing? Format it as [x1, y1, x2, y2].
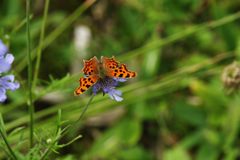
[82, 56, 99, 76]
[74, 75, 99, 95]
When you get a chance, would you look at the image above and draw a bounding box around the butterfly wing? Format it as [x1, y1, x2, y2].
[108, 64, 136, 78]
[74, 75, 99, 95]
[101, 56, 136, 79]
[82, 56, 99, 76]
[101, 56, 119, 70]
[75, 56, 100, 95]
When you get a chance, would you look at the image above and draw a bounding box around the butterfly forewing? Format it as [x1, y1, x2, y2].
[82, 56, 99, 76]
[108, 64, 136, 78]
[101, 56, 119, 70]
[101, 56, 136, 79]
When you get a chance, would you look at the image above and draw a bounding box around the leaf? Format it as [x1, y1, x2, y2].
[196, 144, 219, 160]
[9, 126, 25, 137]
[117, 146, 153, 160]
[163, 146, 191, 160]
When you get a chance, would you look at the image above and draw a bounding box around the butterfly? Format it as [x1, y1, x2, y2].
[74, 56, 137, 95]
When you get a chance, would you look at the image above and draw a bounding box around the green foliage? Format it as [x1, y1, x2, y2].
[1, 0, 240, 159]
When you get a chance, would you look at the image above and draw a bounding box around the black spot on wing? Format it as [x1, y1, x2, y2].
[119, 74, 123, 77]
[86, 84, 91, 88]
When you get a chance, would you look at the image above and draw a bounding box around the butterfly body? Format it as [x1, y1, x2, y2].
[74, 56, 136, 95]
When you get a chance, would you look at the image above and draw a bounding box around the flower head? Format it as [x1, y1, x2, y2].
[92, 77, 124, 102]
[221, 61, 240, 94]
[0, 40, 19, 102]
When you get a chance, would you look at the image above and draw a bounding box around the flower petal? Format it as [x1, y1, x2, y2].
[0, 40, 8, 57]
[113, 94, 123, 102]
[5, 54, 14, 64]
[108, 88, 123, 102]
[0, 87, 7, 102]
[0, 54, 14, 73]
[108, 91, 114, 100]
[113, 89, 122, 96]
[113, 77, 127, 82]
[0, 60, 11, 73]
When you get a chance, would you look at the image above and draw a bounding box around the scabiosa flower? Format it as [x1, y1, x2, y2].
[0, 40, 19, 102]
[92, 77, 123, 102]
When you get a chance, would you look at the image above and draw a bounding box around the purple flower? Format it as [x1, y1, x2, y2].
[0, 40, 19, 102]
[92, 77, 124, 102]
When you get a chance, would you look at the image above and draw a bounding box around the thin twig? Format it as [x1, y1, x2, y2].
[33, 0, 50, 88]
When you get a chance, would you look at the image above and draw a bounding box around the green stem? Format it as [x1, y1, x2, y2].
[33, 0, 50, 89]
[26, 0, 34, 149]
[57, 109, 62, 134]
[11, 14, 33, 35]
[77, 94, 95, 122]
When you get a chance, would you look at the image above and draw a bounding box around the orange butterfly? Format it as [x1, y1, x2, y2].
[74, 56, 136, 95]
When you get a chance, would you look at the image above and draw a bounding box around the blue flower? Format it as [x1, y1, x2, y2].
[92, 77, 124, 102]
[0, 40, 19, 102]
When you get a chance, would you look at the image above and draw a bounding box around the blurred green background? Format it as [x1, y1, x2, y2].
[1, 0, 240, 159]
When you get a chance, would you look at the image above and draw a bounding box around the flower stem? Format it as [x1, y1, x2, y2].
[26, 0, 34, 149]
[77, 94, 95, 121]
[33, 0, 50, 88]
